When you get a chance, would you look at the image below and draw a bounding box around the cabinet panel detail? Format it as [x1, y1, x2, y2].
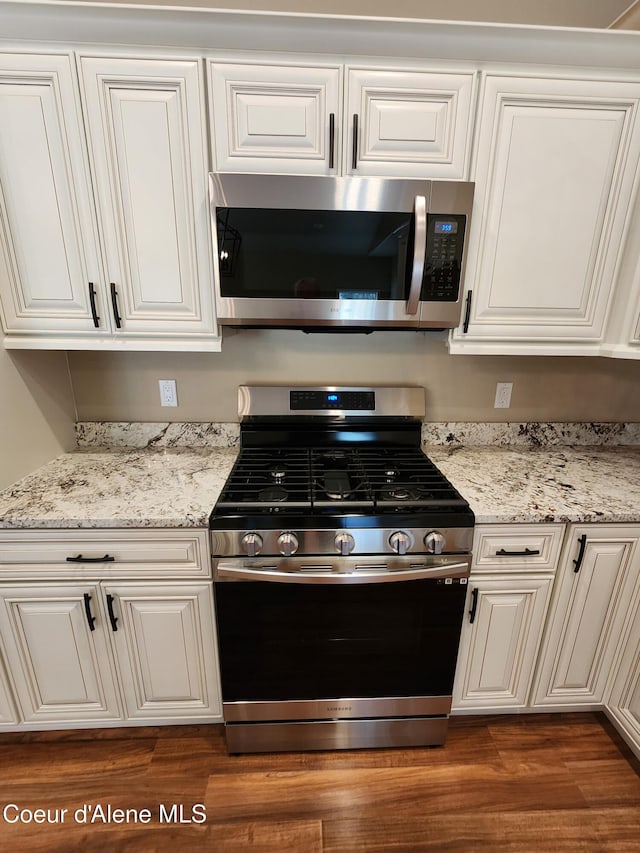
[453, 575, 552, 710]
[0, 585, 121, 723]
[347, 68, 475, 178]
[210, 62, 341, 174]
[0, 54, 105, 334]
[473, 524, 564, 572]
[79, 56, 215, 337]
[533, 525, 640, 707]
[106, 583, 221, 718]
[0, 530, 210, 580]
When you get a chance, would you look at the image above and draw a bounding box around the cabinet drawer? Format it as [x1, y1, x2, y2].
[472, 524, 565, 573]
[0, 530, 210, 580]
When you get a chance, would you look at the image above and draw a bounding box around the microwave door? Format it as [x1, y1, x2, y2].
[405, 195, 427, 316]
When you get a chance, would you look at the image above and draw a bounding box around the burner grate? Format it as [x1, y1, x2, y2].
[215, 445, 467, 514]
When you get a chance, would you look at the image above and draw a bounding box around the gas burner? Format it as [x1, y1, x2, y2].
[269, 465, 287, 481]
[324, 470, 351, 501]
[379, 487, 420, 502]
[258, 486, 288, 503]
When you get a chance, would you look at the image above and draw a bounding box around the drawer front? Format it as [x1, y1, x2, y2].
[0, 530, 210, 580]
[473, 524, 565, 573]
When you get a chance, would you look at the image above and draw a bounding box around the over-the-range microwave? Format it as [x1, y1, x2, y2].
[209, 173, 474, 331]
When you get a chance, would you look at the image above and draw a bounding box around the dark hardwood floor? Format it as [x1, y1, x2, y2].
[0, 713, 638, 851]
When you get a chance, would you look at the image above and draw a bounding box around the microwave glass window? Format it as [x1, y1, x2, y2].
[216, 208, 412, 300]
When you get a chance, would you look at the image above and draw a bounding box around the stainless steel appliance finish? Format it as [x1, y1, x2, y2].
[209, 174, 474, 330]
[210, 385, 474, 753]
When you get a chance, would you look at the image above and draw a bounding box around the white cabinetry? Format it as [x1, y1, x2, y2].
[104, 582, 220, 720]
[208, 61, 475, 178]
[0, 53, 105, 339]
[0, 52, 220, 352]
[453, 524, 563, 712]
[0, 529, 222, 730]
[532, 524, 640, 709]
[450, 73, 640, 356]
[606, 591, 640, 760]
[0, 583, 123, 725]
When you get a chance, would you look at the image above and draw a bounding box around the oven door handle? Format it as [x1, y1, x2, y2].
[215, 560, 470, 584]
[406, 194, 427, 316]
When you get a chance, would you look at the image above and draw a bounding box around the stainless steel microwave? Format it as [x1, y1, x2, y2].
[209, 173, 474, 331]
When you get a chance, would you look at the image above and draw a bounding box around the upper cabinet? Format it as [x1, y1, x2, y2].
[449, 73, 640, 356]
[0, 53, 106, 339]
[0, 52, 220, 351]
[208, 61, 476, 179]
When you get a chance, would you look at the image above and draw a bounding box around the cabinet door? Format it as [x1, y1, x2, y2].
[450, 74, 640, 355]
[0, 584, 122, 724]
[209, 62, 341, 175]
[79, 56, 216, 341]
[104, 583, 221, 720]
[533, 525, 640, 708]
[606, 601, 640, 760]
[346, 67, 475, 178]
[0, 53, 107, 336]
[452, 575, 553, 711]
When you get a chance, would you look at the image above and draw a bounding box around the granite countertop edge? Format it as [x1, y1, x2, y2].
[1, 442, 640, 530]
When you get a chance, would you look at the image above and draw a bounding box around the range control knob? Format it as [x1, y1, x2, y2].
[277, 532, 299, 556]
[424, 531, 446, 555]
[334, 532, 356, 556]
[241, 532, 263, 557]
[389, 531, 412, 555]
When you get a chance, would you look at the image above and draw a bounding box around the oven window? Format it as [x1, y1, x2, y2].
[216, 207, 412, 301]
[215, 578, 467, 702]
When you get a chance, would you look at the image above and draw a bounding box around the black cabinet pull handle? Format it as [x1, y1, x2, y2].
[352, 113, 358, 170]
[469, 587, 479, 624]
[106, 594, 119, 632]
[110, 282, 122, 329]
[573, 534, 587, 573]
[328, 112, 335, 169]
[462, 290, 472, 333]
[88, 282, 100, 328]
[66, 554, 115, 563]
[496, 547, 541, 557]
[83, 593, 96, 632]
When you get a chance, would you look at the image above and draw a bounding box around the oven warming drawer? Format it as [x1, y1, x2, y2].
[225, 717, 449, 754]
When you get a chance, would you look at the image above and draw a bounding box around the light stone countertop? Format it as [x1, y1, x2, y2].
[0, 447, 238, 529]
[427, 445, 640, 525]
[1, 443, 640, 529]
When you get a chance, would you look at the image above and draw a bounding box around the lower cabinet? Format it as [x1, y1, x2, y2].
[104, 583, 221, 720]
[0, 581, 221, 727]
[453, 576, 553, 711]
[532, 524, 640, 709]
[452, 523, 563, 712]
[0, 532, 223, 730]
[606, 601, 640, 760]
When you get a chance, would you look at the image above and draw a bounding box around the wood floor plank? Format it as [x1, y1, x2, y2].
[0, 714, 636, 852]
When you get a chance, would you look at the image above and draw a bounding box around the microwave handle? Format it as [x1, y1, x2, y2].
[406, 195, 427, 315]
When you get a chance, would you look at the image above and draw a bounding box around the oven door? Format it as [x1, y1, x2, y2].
[214, 556, 470, 723]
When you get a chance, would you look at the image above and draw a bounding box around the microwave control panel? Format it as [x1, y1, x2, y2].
[421, 214, 467, 302]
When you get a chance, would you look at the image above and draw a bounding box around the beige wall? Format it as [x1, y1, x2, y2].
[68, 330, 640, 424]
[0, 349, 76, 489]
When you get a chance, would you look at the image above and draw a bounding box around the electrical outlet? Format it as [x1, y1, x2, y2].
[159, 379, 178, 407]
[494, 382, 513, 409]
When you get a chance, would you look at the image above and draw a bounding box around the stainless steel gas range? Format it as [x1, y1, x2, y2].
[209, 386, 474, 753]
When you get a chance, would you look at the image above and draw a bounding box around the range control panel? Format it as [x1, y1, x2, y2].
[421, 213, 467, 302]
[290, 390, 375, 411]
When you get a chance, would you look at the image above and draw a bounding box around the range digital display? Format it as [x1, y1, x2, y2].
[290, 390, 376, 410]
